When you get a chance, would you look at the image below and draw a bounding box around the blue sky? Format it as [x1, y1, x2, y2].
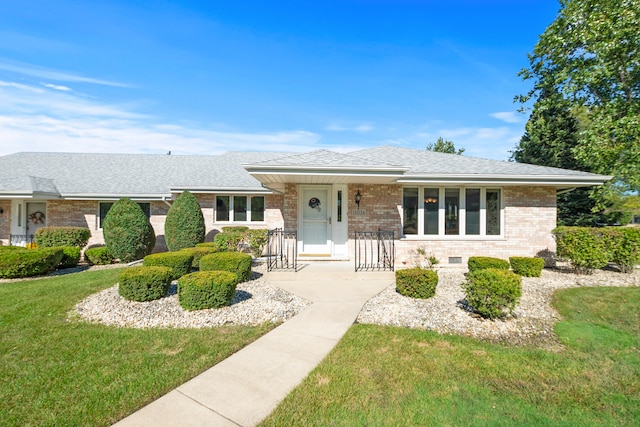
[0, 0, 560, 160]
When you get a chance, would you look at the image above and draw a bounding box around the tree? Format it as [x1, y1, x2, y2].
[426, 137, 465, 155]
[512, 89, 604, 225]
[103, 198, 156, 262]
[165, 191, 205, 251]
[518, 0, 640, 193]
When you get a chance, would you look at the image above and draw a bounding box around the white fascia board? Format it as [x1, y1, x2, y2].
[170, 187, 274, 194]
[59, 193, 169, 201]
[397, 174, 612, 186]
[244, 165, 409, 174]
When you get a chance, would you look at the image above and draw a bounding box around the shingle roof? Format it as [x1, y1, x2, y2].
[0, 146, 611, 199]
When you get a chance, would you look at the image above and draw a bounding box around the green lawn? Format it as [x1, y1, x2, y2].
[261, 286, 640, 426]
[0, 268, 275, 426]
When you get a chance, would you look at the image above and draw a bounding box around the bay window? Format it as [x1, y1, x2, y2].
[402, 187, 501, 237]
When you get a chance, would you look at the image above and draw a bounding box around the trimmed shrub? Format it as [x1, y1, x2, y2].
[34, 226, 91, 248]
[468, 256, 510, 272]
[0, 247, 64, 279]
[178, 270, 238, 311]
[245, 229, 268, 257]
[118, 266, 173, 302]
[164, 191, 205, 251]
[195, 242, 219, 248]
[601, 227, 640, 273]
[85, 246, 115, 265]
[463, 268, 522, 319]
[509, 256, 545, 277]
[143, 251, 194, 280]
[553, 226, 609, 274]
[103, 198, 156, 263]
[213, 231, 244, 252]
[200, 252, 252, 282]
[180, 247, 219, 269]
[395, 268, 438, 299]
[58, 246, 81, 269]
[222, 226, 250, 234]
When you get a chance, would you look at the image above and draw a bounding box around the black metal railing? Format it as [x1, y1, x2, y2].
[267, 228, 298, 271]
[9, 234, 34, 247]
[354, 230, 395, 272]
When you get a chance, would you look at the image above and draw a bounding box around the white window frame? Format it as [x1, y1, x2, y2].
[401, 187, 503, 239]
[214, 195, 266, 224]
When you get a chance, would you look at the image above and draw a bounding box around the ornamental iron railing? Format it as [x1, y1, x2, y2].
[354, 230, 395, 272]
[9, 234, 35, 247]
[266, 228, 298, 271]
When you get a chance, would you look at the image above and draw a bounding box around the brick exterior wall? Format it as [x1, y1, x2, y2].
[283, 183, 298, 231]
[394, 186, 557, 266]
[0, 200, 10, 245]
[347, 184, 403, 236]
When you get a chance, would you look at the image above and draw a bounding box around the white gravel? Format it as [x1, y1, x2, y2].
[68, 263, 640, 348]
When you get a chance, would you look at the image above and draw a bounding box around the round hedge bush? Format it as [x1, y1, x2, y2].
[200, 252, 252, 282]
[143, 251, 194, 280]
[178, 270, 238, 311]
[395, 268, 438, 299]
[463, 268, 522, 319]
[180, 247, 219, 269]
[468, 256, 510, 272]
[118, 266, 173, 302]
[103, 197, 156, 263]
[0, 247, 64, 279]
[164, 191, 205, 251]
[85, 246, 115, 265]
[509, 256, 545, 277]
[58, 246, 81, 269]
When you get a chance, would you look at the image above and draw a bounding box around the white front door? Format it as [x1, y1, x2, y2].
[26, 202, 47, 239]
[301, 186, 331, 255]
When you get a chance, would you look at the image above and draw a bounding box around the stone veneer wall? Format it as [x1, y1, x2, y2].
[0, 200, 10, 245]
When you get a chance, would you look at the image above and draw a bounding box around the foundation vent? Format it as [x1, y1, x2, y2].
[448, 257, 462, 264]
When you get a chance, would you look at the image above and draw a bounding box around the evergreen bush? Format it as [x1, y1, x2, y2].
[180, 247, 219, 269]
[245, 229, 268, 257]
[221, 226, 250, 234]
[58, 246, 81, 269]
[395, 268, 438, 299]
[84, 246, 115, 265]
[200, 252, 252, 282]
[213, 231, 244, 252]
[178, 270, 238, 311]
[553, 226, 609, 274]
[195, 242, 218, 248]
[118, 266, 173, 302]
[468, 256, 510, 272]
[164, 191, 205, 251]
[34, 226, 91, 248]
[463, 268, 522, 319]
[103, 198, 156, 263]
[143, 251, 194, 280]
[0, 247, 64, 279]
[509, 256, 545, 277]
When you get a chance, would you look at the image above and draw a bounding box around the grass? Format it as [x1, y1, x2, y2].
[261, 286, 640, 426]
[0, 268, 275, 426]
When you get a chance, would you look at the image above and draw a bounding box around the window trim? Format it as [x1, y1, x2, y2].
[214, 195, 266, 224]
[401, 186, 503, 239]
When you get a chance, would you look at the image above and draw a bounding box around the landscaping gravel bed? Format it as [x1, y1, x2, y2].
[358, 266, 640, 349]
[69, 263, 640, 348]
[71, 264, 311, 328]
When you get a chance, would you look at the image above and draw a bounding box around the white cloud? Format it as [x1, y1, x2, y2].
[325, 122, 373, 132]
[41, 83, 72, 91]
[490, 111, 522, 124]
[0, 59, 130, 87]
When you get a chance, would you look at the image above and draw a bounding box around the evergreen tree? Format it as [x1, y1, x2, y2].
[164, 191, 205, 251]
[427, 137, 465, 155]
[103, 198, 156, 262]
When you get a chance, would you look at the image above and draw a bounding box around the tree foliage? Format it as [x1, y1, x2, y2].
[512, 89, 604, 225]
[164, 191, 205, 251]
[426, 137, 465, 155]
[103, 197, 156, 262]
[518, 0, 640, 192]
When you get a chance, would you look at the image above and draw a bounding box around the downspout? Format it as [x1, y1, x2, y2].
[557, 187, 576, 196]
[162, 196, 172, 207]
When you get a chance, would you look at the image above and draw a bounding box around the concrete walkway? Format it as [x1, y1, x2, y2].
[114, 262, 394, 427]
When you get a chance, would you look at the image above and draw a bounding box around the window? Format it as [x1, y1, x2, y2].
[402, 187, 502, 237]
[215, 195, 265, 223]
[98, 202, 150, 229]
